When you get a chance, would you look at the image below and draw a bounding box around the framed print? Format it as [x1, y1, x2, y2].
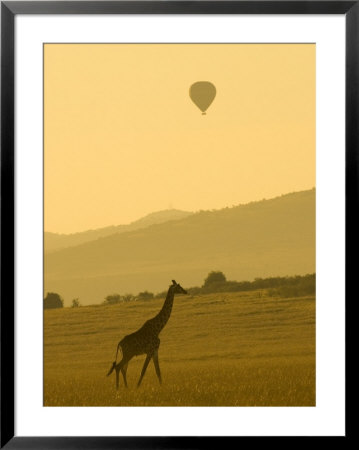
[1, 1, 355, 447]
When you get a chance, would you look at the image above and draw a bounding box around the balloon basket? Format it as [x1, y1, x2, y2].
[202, 112, 206, 115]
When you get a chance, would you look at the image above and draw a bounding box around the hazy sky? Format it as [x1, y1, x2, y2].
[44, 44, 315, 234]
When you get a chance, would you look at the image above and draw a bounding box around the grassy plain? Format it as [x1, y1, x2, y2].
[44, 290, 315, 406]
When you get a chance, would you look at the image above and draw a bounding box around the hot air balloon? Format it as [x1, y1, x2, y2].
[189, 81, 216, 115]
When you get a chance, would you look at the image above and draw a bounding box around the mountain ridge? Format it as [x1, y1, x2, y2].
[45, 209, 193, 253]
[45, 189, 315, 305]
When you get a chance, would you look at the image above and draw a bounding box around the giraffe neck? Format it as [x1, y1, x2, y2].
[153, 286, 175, 334]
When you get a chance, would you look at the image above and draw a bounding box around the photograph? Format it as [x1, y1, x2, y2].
[43, 43, 316, 407]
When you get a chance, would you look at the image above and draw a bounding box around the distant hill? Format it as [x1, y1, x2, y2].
[44, 189, 315, 305]
[45, 209, 193, 253]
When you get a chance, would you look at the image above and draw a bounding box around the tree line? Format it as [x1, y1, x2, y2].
[191, 271, 316, 297]
[44, 271, 315, 309]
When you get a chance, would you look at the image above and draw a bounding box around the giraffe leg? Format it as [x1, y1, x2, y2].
[137, 353, 152, 388]
[153, 349, 162, 385]
[115, 358, 127, 390]
[121, 362, 128, 388]
[115, 365, 120, 390]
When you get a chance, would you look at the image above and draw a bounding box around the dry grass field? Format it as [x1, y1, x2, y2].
[44, 290, 315, 406]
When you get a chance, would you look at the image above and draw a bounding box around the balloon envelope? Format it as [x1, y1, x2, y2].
[189, 81, 216, 114]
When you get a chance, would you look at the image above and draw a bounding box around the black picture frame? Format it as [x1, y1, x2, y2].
[1, 1, 355, 447]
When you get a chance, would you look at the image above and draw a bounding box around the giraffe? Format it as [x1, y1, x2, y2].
[106, 280, 187, 389]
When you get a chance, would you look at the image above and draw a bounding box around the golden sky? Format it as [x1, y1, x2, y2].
[44, 44, 315, 234]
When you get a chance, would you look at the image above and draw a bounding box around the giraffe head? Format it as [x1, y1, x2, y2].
[171, 279, 187, 295]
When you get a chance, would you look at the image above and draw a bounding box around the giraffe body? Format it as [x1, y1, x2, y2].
[119, 326, 160, 357]
[107, 280, 187, 389]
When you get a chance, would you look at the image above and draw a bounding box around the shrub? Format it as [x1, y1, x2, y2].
[44, 292, 64, 309]
[122, 294, 134, 302]
[104, 294, 121, 305]
[203, 271, 227, 288]
[71, 298, 81, 308]
[137, 291, 154, 301]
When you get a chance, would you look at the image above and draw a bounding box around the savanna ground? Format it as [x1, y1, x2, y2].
[44, 291, 315, 406]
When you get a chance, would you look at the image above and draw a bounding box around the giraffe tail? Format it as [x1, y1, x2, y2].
[106, 342, 123, 376]
[106, 361, 116, 377]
